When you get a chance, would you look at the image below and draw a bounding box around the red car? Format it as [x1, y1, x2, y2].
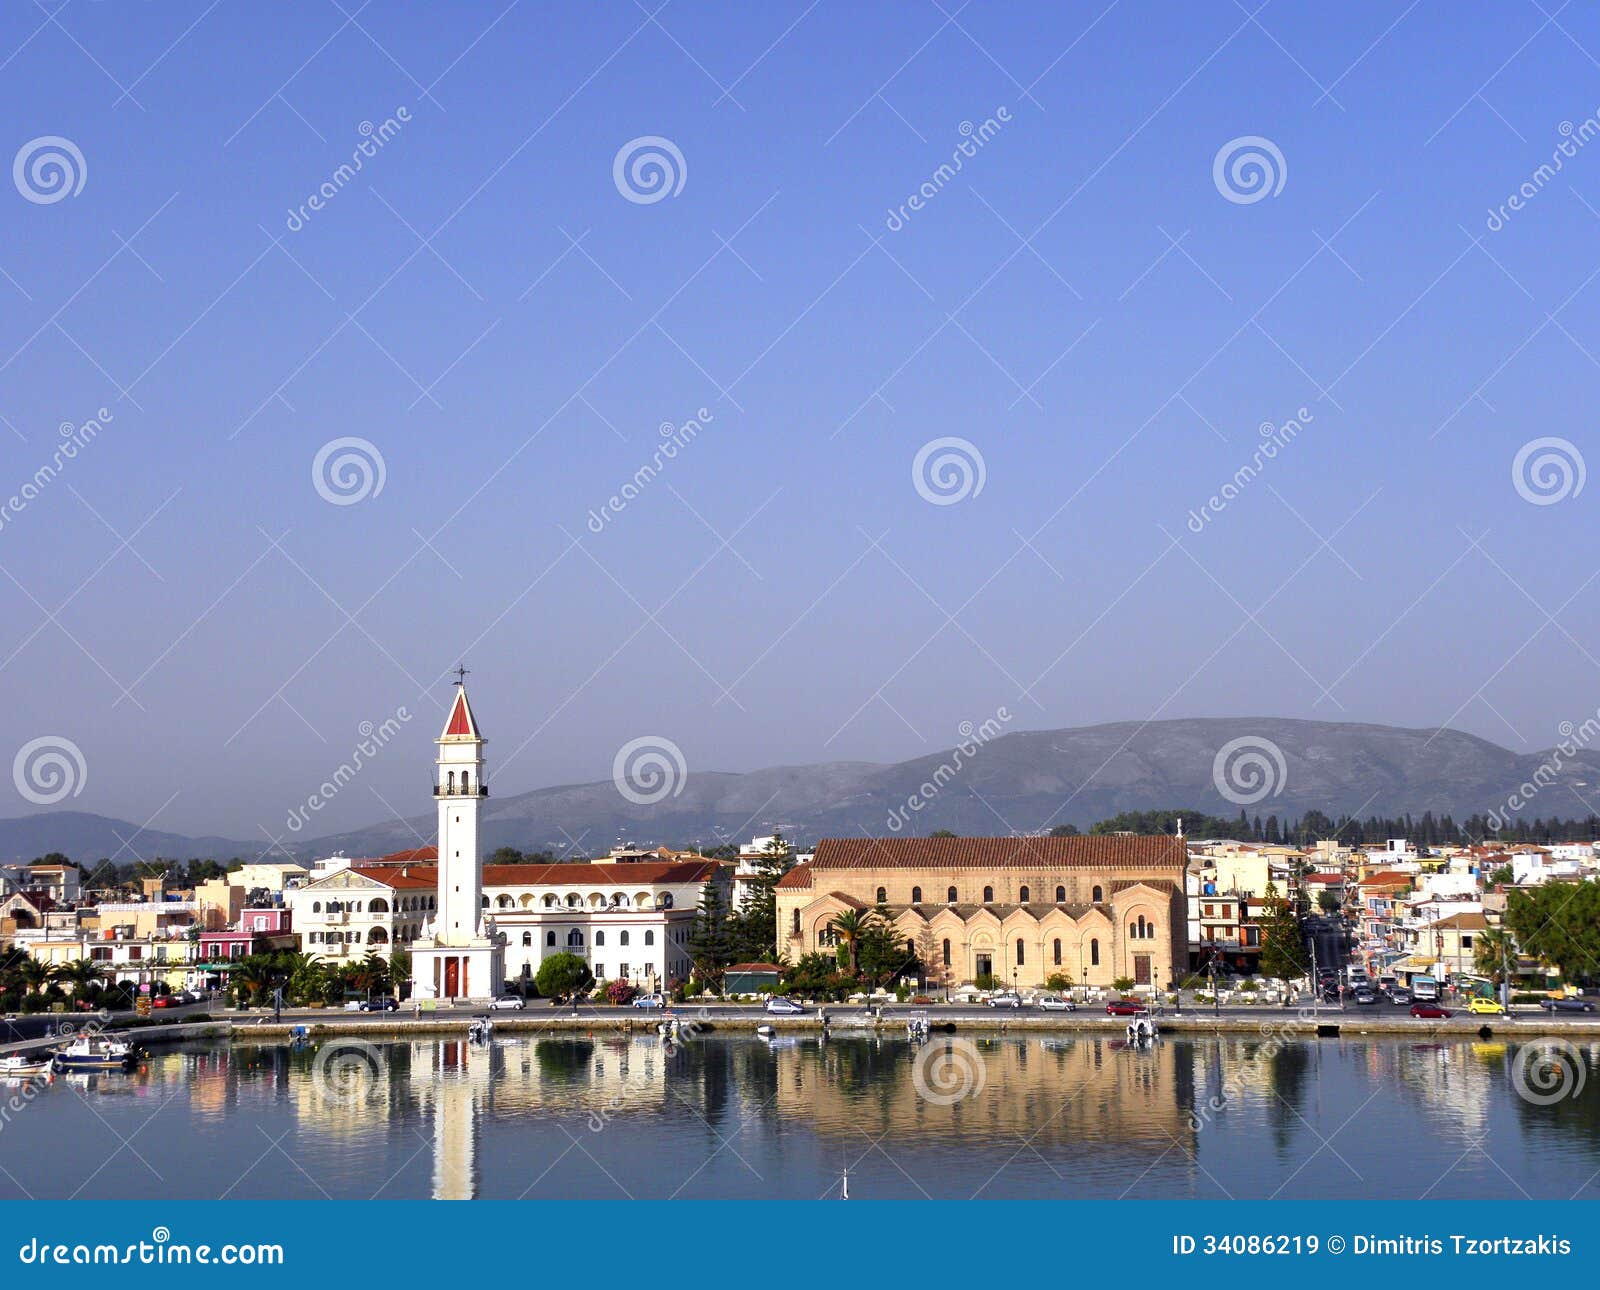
[151, 996, 172, 1008]
[1106, 999, 1145, 1016]
[1409, 1002, 1451, 1019]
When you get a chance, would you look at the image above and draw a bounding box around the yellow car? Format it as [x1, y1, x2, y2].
[1466, 997, 1505, 1015]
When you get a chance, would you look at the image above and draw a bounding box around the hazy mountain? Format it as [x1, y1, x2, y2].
[3, 718, 1595, 864]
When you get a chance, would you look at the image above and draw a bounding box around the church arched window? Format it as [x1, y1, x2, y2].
[644, 931, 654, 945]
[947, 886, 957, 903]
[620, 931, 630, 946]
[876, 886, 887, 904]
[1055, 885, 1065, 902]
[1092, 885, 1104, 903]
[522, 932, 532, 946]
[1053, 938, 1062, 965]
[983, 886, 993, 904]
[911, 886, 922, 904]
[546, 931, 556, 947]
[1090, 938, 1100, 966]
[595, 931, 605, 946]
[567, 929, 584, 947]
[1019, 885, 1030, 904]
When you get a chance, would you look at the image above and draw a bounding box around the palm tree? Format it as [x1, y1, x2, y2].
[1474, 927, 1517, 991]
[827, 908, 878, 977]
[230, 957, 275, 1007]
[58, 959, 109, 999]
[15, 958, 55, 997]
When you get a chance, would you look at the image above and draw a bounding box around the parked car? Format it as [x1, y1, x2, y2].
[487, 996, 525, 1011]
[151, 995, 173, 1009]
[1466, 997, 1505, 1015]
[1037, 995, 1076, 1012]
[631, 993, 665, 1009]
[765, 996, 806, 1015]
[1353, 988, 1378, 1005]
[1105, 999, 1145, 1016]
[985, 991, 1023, 1009]
[360, 997, 399, 1012]
[1386, 988, 1411, 1005]
[1542, 997, 1597, 1013]
[1410, 1002, 1452, 1019]
[343, 999, 364, 1011]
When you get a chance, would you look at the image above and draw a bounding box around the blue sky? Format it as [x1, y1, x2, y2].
[2, 1, 1598, 841]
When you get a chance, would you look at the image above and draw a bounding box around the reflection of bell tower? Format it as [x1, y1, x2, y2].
[411, 670, 504, 1000]
[430, 1039, 490, 1200]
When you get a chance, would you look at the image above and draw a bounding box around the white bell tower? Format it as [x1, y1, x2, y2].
[411, 668, 503, 1001]
[435, 671, 485, 944]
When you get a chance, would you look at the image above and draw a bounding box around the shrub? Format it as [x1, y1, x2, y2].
[1112, 977, 1135, 993]
[605, 980, 635, 1006]
[1044, 973, 1072, 992]
[973, 973, 999, 991]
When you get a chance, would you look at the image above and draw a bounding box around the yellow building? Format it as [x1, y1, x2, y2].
[775, 835, 1186, 989]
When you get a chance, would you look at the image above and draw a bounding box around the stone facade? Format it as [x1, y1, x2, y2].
[775, 835, 1187, 990]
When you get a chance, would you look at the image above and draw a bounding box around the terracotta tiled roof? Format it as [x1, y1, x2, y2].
[1362, 871, 1414, 887]
[349, 866, 438, 890]
[808, 835, 1186, 870]
[776, 865, 813, 890]
[482, 861, 721, 886]
[824, 891, 867, 910]
[726, 962, 783, 973]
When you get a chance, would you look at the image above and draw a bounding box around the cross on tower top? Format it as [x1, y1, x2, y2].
[453, 664, 469, 686]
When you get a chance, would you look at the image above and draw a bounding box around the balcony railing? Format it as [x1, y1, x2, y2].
[433, 782, 489, 797]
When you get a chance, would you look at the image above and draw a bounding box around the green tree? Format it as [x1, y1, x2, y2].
[535, 952, 593, 1001]
[486, 847, 525, 865]
[1474, 927, 1516, 990]
[725, 832, 790, 964]
[1316, 891, 1340, 914]
[826, 907, 876, 976]
[687, 884, 733, 988]
[1505, 881, 1600, 985]
[857, 906, 916, 987]
[1257, 883, 1307, 982]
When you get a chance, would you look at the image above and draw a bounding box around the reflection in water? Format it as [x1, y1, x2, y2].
[7, 1034, 1600, 1199]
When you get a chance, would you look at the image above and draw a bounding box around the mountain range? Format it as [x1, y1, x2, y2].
[3, 717, 1593, 864]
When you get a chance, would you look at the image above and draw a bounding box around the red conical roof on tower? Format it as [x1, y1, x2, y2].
[439, 685, 482, 740]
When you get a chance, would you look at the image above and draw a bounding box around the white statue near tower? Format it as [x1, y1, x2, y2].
[411, 669, 504, 1002]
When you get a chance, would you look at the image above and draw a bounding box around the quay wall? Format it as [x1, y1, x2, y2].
[225, 1012, 1600, 1042]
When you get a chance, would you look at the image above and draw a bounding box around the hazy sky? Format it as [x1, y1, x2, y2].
[2, 2, 1597, 843]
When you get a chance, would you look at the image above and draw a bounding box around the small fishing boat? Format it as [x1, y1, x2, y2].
[0, 1054, 52, 1078]
[51, 1034, 135, 1071]
[755, 1024, 776, 1038]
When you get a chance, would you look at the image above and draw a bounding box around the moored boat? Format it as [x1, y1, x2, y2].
[0, 1054, 52, 1078]
[51, 1035, 135, 1071]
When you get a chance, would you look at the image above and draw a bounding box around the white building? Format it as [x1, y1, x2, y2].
[285, 865, 433, 962]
